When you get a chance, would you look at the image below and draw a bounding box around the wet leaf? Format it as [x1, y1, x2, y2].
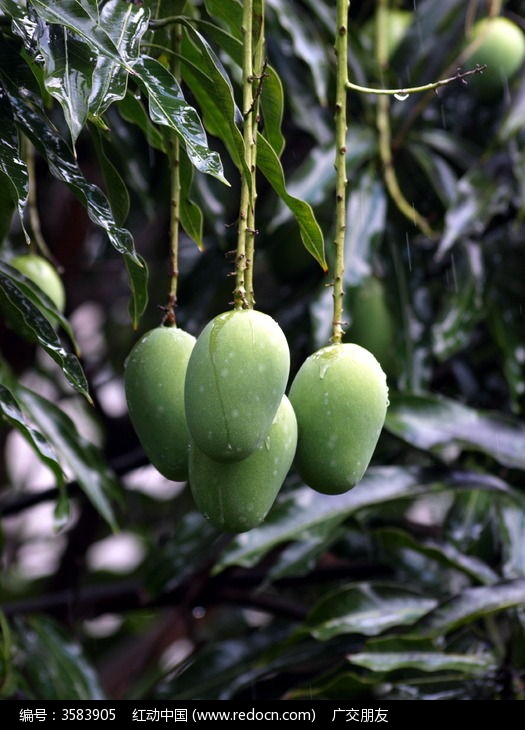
[0, 383, 65, 498]
[260, 64, 285, 158]
[14, 616, 105, 700]
[217, 466, 521, 572]
[347, 649, 496, 676]
[30, 0, 131, 71]
[36, 22, 94, 145]
[374, 527, 499, 586]
[178, 23, 247, 179]
[386, 392, 525, 469]
[16, 386, 119, 531]
[257, 133, 326, 269]
[0, 267, 90, 400]
[133, 55, 227, 184]
[9, 92, 147, 327]
[203, 0, 243, 41]
[88, 0, 149, 119]
[305, 583, 437, 639]
[91, 126, 130, 226]
[0, 91, 28, 241]
[117, 92, 166, 153]
[412, 578, 525, 639]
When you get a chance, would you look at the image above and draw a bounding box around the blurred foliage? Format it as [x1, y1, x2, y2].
[0, 0, 525, 702]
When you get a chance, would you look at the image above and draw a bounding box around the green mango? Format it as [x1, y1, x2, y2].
[189, 395, 297, 533]
[465, 17, 525, 99]
[289, 343, 388, 494]
[184, 309, 290, 462]
[10, 254, 66, 313]
[124, 326, 195, 481]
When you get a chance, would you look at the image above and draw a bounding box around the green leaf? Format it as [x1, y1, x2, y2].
[91, 125, 130, 226]
[412, 578, 525, 639]
[347, 650, 496, 676]
[117, 91, 166, 153]
[256, 133, 326, 269]
[260, 64, 286, 158]
[16, 386, 120, 531]
[179, 148, 204, 249]
[36, 23, 94, 145]
[305, 583, 438, 639]
[385, 392, 525, 470]
[0, 267, 90, 400]
[14, 616, 105, 700]
[0, 384, 68, 525]
[133, 55, 227, 184]
[88, 0, 149, 119]
[203, 0, 243, 41]
[216, 466, 521, 572]
[179, 22, 247, 180]
[408, 142, 458, 207]
[498, 504, 525, 580]
[374, 527, 499, 586]
[30, 0, 132, 72]
[9, 93, 147, 327]
[0, 259, 78, 351]
[0, 91, 28, 241]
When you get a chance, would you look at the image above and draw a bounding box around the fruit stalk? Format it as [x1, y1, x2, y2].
[234, 0, 263, 310]
[165, 23, 183, 326]
[331, 0, 350, 345]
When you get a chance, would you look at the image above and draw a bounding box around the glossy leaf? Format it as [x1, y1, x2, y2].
[117, 91, 166, 153]
[217, 466, 521, 573]
[178, 23, 247, 178]
[88, 0, 149, 119]
[347, 650, 496, 676]
[260, 64, 286, 158]
[9, 92, 147, 327]
[30, 0, 131, 71]
[14, 616, 105, 700]
[498, 505, 525, 580]
[0, 91, 28, 241]
[179, 148, 204, 249]
[133, 56, 227, 183]
[16, 386, 119, 531]
[0, 383, 65, 495]
[36, 22, 94, 145]
[0, 260, 78, 351]
[257, 133, 326, 269]
[0, 267, 90, 400]
[436, 163, 510, 260]
[305, 583, 437, 639]
[204, 0, 243, 41]
[91, 126, 130, 226]
[386, 392, 525, 470]
[412, 578, 525, 639]
[374, 527, 499, 586]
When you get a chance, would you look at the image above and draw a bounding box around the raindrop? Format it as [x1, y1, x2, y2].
[394, 92, 409, 101]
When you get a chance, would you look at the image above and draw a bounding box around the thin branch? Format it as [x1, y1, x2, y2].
[347, 64, 486, 97]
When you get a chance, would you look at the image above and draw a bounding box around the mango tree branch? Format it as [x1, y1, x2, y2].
[346, 64, 486, 97]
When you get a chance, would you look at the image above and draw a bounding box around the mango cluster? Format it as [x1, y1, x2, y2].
[125, 309, 389, 533]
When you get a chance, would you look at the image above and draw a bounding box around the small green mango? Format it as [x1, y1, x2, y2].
[124, 326, 195, 481]
[189, 395, 297, 533]
[289, 343, 388, 494]
[10, 254, 66, 313]
[184, 309, 290, 462]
